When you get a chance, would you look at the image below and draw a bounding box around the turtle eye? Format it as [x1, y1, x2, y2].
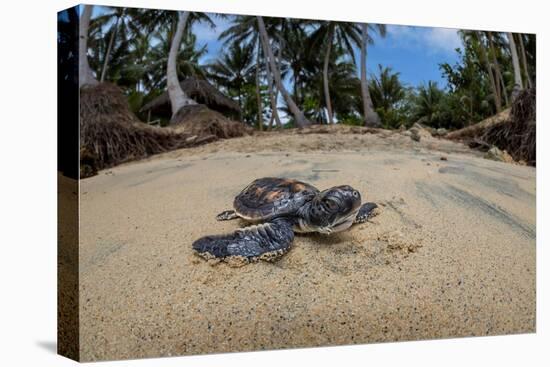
[353, 191, 359, 198]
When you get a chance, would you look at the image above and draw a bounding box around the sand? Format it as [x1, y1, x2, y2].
[78, 129, 535, 361]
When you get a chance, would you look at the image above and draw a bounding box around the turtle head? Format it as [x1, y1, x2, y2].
[305, 185, 362, 234]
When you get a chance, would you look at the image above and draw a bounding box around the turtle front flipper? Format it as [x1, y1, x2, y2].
[192, 217, 295, 264]
[216, 210, 238, 221]
[354, 202, 379, 224]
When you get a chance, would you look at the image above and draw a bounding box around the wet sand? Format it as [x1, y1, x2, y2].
[79, 130, 535, 361]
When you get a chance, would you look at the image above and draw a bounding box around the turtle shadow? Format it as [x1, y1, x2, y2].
[300, 232, 352, 246]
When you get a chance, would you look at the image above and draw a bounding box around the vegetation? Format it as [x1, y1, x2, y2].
[368, 65, 408, 129]
[81, 6, 535, 131]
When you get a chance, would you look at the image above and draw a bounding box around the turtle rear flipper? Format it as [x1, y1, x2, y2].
[192, 218, 294, 263]
[354, 202, 378, 224]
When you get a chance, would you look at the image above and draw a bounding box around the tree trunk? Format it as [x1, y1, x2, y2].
[275, 40, 284, 129]
[273, 85, 282, 128]
[508, 32, 524, 91]
[79, 5, 98, 87]
[498, 65, 509, 106]
[293, 74, 299, 105]
[492, 42, 510, 107]
[237, 90, 243, 120]
[99, 13, 122, 83]
[260, 33, 281, 128]
[486, 32, 503, 107]
[267, 113, 275, 130]
[255, 39, 263, 130]
[487, 32, 509, 106]
[360, 23, 381, 127]
[517, 33, 532, 89]
[262, 38, 281, 129]
[476, 31, 500, 113]
[323, 28, 334, 124]
[256, 16, 310, 128]
[167, 11, 196, 118]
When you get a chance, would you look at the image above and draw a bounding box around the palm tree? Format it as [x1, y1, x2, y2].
[89, 7, 128, 82]
[360, 23, 386, 127]
[209, 41, 255, 118]
[146, 30, 207, 92]
[369, 66, 405, 111]
[517, 33, 532, 89]
[473, 31, 501, 112]
[486, 31, 508, 106]
[88, 7, 145, 86]
[219, 15, 271, 129]
[507, 32, 523, 93]
[167, 12, 197, 117]
[266, 29, 292, 129]
[281, 24, 309, 106]
[368, 65, 405, 127]
[79, 5, 98, 87]
[256, 16, 311, 127]
[309, 21, 361, 124]
[524, 34, 535, 87]
[413, 81, 445, 126]
[254, 41, 264, 130]
[164, 11, 218, 119]
[294, 44, 359, 123]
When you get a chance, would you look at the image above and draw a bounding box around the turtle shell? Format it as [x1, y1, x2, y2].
[233, 177, 319, 221]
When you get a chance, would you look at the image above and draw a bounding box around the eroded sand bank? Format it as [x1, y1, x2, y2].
[79, 130, 535, 361]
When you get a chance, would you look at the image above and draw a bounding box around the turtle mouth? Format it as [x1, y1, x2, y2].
[331, 217, 355, 232]
[322, 209, 359, 234]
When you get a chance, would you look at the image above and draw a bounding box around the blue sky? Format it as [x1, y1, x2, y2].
[193, 16, 463, 88]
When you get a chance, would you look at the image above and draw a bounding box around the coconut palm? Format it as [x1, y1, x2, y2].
[308, 21, 361, 124]
[256, 16, 311, 127]
[265, 23, 293, 129]
[88, 7, 129, 82]
[517, 34, 532, 88]
[88, 8, 144, 87]
[79, 5, 98, 87]
[221, 16, 299, 128]
[163, 11, 218, 118]
[281, 24, 309, 106]
[517, 33, 533, 88]
[146, 30, 207, 92]
[507, 32, 524, 93]
[368, 65, 406, 128]
[167, 12, 196, 117]
[294, 44, 359, 123]
[359, 23, 386, 126]
[521, 34, 536, 85]
[471, 31, 501, 113]
[219, 15, 272, 129]
[485, 31, 509, 106]
[412, 81, 446, 126]
[208, 41, 255, 117]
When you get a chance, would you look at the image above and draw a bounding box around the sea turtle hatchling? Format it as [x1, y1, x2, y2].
[192, 177, 378, 264]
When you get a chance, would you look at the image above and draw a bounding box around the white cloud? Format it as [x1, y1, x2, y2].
[425, 27, 462, 53]
[385, 25, 462, 55]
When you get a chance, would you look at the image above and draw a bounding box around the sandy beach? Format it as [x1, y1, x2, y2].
[78, 129, 535, 361]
